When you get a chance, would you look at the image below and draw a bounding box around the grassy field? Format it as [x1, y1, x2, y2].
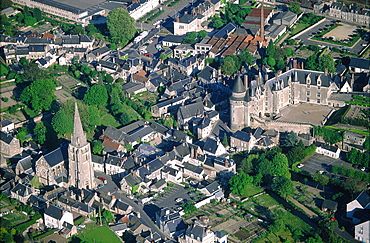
[75, 224, 121, 243]
[290, 23, 310, 36]
[242, 185, 264, 198]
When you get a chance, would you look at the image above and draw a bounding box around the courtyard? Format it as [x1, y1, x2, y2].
[277, 103, 334, 126]
[322, 24, 357, 41]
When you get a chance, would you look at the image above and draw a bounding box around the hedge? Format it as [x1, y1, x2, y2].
[32, 229, 55, 241]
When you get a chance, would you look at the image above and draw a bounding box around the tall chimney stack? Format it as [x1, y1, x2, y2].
[260, 0, 265, 40]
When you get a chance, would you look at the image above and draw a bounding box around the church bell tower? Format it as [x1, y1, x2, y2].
[68, 103, 95, 189]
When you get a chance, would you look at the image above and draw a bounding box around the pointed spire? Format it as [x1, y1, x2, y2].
[232, 73, 246, 93]
[71, 103, 87, 147]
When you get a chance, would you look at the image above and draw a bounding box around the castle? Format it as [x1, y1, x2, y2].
[230, 68, 339, 130]
[35, 103, 95, 189]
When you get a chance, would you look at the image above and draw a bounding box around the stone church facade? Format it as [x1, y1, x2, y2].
[230, 69, 339, 130]
[35, 104, 95, 189]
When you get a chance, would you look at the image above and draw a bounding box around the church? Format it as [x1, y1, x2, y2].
[35, 103, 95, 189]
[230, 68, 339, 130]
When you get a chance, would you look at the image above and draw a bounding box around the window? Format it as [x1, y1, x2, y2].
[307, 97, 310, 102]
[318, 85, 321, 89]
[317, 93, 321, 97]
[317, 99, 320, 103]
[307, 91, 310, 96]
[179, 25, 184, 29]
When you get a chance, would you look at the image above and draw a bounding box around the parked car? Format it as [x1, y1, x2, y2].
[297, 164, 304, 169]
[97, 184, 104, 189]
[98, 177, 107, 184]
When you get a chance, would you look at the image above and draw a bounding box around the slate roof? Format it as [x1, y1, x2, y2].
[355, 191, 370, 208]
[186, 224, 208, 240]
[45, 204, 64, 220]
[322, 199, 338, 211]
[274, 11, 297, 23]
[11, 183, 31, 197]
[177, 101, 205, 120]
[183, 162, 203, 174]
[27, 195, 47, 209]
[43, 144, 69, 167]
[92, 155, 104, 164]
[349, 57, 370, 70]
[232, 131, 252, 142]
[0, 130, 14, 144]
[232, 74, 245, 93]
[213, 23, 237, 39]
[315, 142, 339, 153]
[0, 119, 13, 127]
[103, 126, 127, 142]
[203, 137, 219, 154]
[124, 173, 143, 187]
[115, 200, 130, 211]
[198, 66, 216, 82]
[162, 35, 185, 44]
[150, 121, 169, 135]
[204, 181, 220, 194]
[122, 82, 145, 94]
[162, 166, 178, 176]
[110, 223, 128, 232]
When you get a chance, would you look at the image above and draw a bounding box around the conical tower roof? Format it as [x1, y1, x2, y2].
[232, 73, 246, 93]
[71, 103, 87, 147]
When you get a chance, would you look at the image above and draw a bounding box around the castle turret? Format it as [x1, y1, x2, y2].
[230, 74, 247, 130]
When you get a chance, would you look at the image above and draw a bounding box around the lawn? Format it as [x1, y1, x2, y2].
[100, 112, 120, 128]
[241, 185, 263, 198]
[76, 224, 121, 243]
[290, 23, 310, 36]
[255, 194, 279, 208]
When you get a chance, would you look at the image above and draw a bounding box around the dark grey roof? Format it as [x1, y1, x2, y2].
[203, 137, 219, 154]
[183, 162, 203, 174]
[204, 181, 220, 194]
[0, 119, 13, 127]
[103, 126, 127, 142]
[355, 191, 370, 209]
[115, 200, 130, 211]
[162, 35, 185, 44]
[122, 82, 145, 94]
[232, 131, 252, 142]
[0, 131, 14, 144]
[33, 0, 86, 14]
[198, 66, 216, 82]
[150, 121, 169, 135]
[44, 204, 64, 220]
[177, 101, 205, 120]
[322, 199, 338, 211]
[349, 57, 370, 70]
[124, 174, 143, 187]
[315, 142, 339, 153]
[162, 166, 178, 176]
[43, 144, 68, 167]
[253, 127, 263, 140]
[11, 183, 31, 197]
[92, 155, 104, 164]
[213, 23, 237, 39]
[27, 195, 47, 209]
[232, 74, 245, 93]
[110, 224, 128, 232]
[186, 224, 207, 240]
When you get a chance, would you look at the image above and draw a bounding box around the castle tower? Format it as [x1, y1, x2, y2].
[68, 103, 95, 189]
[230, 74, 246, 130]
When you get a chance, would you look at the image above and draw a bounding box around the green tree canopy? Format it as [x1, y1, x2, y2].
[52, 110, 74, 136]
[0, 0, 12, 10]
[266, 40, 276, 57]
[24, 16, 36, 26]
[289, 2, 302, 14]
[92, 140, 104, 155]
[229, 172, 254, 196]
[183, 32, 197, 44]
[221, 56, 238, 76]
[33, 121, 47, 145]
[272, 176, 294, 199]
[257, 151, 290, 179]
[83, 85, 108, 106]
[20, 79, 56, 111]
[33, 8, 42, 21]
[107, 8, 136, 45]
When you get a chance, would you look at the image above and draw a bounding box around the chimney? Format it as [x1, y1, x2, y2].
[225, 161, 229, 167]
[112, 195, 116, 200]
[265, 73, 268, 82]
[46, 202, 50, 208]
[244, 75, 248, 90]
[176, 17, 180, 22]
[293, 59, 297, 69]
[324, 68, 328, 75]
[301, 61, 304, 70]
[260, 2, 265, 40]
[184, 11, 188, 15]
[137, 212, 141, 218]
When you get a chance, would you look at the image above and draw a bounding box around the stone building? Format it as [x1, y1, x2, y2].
[0, 131, 21, 157]
[230, 69, 339, 130]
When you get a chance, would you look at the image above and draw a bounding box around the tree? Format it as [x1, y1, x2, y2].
[24, 16, 37, 26]
[257, 151, 290, 179]
[363, 136, 370, 151]
[285, 48, 294, 57]
[317, 54, 336, 73]
[83, 85, 108, 106]
[23, 6, 31, 17]
[107, 8, 136, 45]
[272, 176, 294, 199]
[276, 59, 286, 70]
[289, 2, 302, 14]
[22, 62, 48, 83]
[221, 56, 238, 76]
[267, 57, 276, 67]
[184, 204, 197, 214]
[20, 79, 56, 111]
[284, 131, 299, 147]
[198, 30, 208, 40]
[266, 40, 276, 57]
[71, 25, 85, 35]
[102, 210, 114, 223]
[15, 12, 24, 22]
[119, 112, 132, 126]
[52, 110, 74, 136]
[221, 133, 229, 147]
[240, 154, 258, 174]
[323, 129, 342, 145]
[92, 140, 104, 155]
[313, 172, 329, 190]
[88, 106, 101, 127]
[286, 147, 306, 166]
[0, 0, 12, 10]
[229, 172, 253, 196]
[33, 8, 42, 21]
[238, 50, 254, 66]
[33, 122, 47, 144]
[183, 32, 197, 44]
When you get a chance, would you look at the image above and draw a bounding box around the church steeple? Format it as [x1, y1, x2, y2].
[71, 103, 87, 147]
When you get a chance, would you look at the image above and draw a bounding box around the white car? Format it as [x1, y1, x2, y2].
[175, 197, 183, 203]
[297, 164, 304, 168]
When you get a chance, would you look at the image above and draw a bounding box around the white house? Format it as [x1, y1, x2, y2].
[346, 191, 370, 218]
[355, 220, 370, 243]
[44, 204, 74, 229]
[315, 142, 341, 159]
